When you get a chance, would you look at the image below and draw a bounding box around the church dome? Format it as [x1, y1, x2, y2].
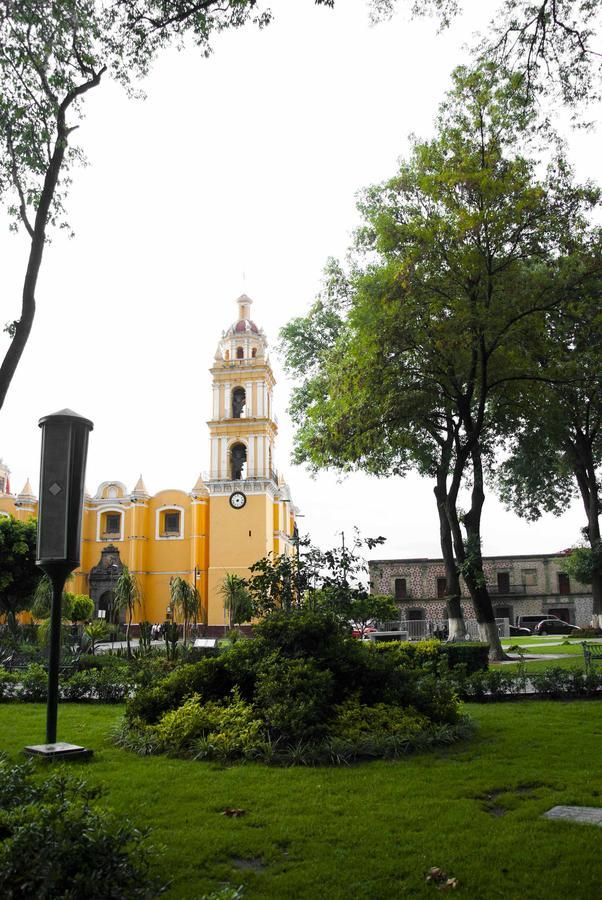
[233, 318, 259, 334]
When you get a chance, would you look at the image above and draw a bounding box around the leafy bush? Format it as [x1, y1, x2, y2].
[571, 626, 602, 638]
[0, 759, 162, 899]
[371, 640, 489, 674]
[152, 690, 263, 758]
[0, 667, 18, 701]
[60, 669, 97, 701]
[331, 698, 430, 742]
[254, 654, 335, 742]
[19, 663, 48, 701]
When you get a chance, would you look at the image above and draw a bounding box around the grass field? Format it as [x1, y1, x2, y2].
[497, 637, 597, 673]
[2, 701, 602, 899]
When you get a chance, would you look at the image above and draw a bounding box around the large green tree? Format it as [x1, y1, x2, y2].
[0, 515, 40, 631]
[0, 0, 334, 412]
[280, 64, 601, 658]
[497, 292, 602, 624]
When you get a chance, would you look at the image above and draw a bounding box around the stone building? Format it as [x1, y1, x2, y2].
[369, 553, 593, 626]
[0, 296, 297, 630]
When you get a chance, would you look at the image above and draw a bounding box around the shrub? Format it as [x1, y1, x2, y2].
[572, 626, 602, 638]
[0, 667, 18, 701]
[0, 760, 161, 899]
[439, 642, 490, 674]
[254, 654, 335, 742]
[331, 698, 431, 743]
[19, 663, 48, 702]
[126, 657, 235, 724]
[254, 610, 347, 660]
[372, 640, 489, 674]
[60, 669, 97, 701]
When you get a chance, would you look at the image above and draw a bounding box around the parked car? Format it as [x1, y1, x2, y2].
[515, 614, 561, 632]
[352, 626, 377, 639]
[509, 624, 531, 636]
[533, 619, 580, 635]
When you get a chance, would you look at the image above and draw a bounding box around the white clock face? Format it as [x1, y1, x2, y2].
[230, 491, 246, 509]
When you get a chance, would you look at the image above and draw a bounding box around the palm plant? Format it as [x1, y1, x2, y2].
[83, 620, 109, 655]
[220, 574, 252, 632]
[113, 566, 140, 659]
[169, 577, 199, 645]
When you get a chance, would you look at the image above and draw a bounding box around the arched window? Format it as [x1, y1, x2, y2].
[251, 347, 257, 358]
[230, 442, 247, 481]
[236, 346, 244, 359]
[225, 350, 230, 360]
[232, 387, 246, 418]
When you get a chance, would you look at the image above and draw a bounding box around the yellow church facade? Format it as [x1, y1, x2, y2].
[0, 296, 297, 630]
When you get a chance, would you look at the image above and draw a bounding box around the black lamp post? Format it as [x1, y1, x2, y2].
[25, 409, 93, 760]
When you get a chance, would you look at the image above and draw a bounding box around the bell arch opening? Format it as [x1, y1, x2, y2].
[232, 387, 246, 418]
[230, 442, 247, 481]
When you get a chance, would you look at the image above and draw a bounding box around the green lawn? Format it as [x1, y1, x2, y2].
[497, 637, 594, 672]
[2, 702, 602, 899]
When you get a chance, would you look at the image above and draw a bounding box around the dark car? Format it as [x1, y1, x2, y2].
[509, 624, 531, 636]
[533, 619, 579, 636]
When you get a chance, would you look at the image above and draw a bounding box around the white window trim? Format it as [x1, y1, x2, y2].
[96, 507, 124, 542]
[156, 505, 185, 540]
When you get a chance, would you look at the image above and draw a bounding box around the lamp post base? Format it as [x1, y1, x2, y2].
[24, 742, 93, 761]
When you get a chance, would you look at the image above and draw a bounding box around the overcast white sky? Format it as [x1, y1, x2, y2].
[0, 0, 598, 560]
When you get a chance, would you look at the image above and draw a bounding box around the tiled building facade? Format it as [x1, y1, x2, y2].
[369, 554, 593, 626]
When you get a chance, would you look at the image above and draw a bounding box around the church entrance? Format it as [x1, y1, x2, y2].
[89, 545, 125, 621]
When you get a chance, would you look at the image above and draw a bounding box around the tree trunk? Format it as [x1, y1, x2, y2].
[569, 434, 601, 627]
[447, 445, 505, 661]
[126, 608, 132, 659]
[434, 481, 466, 641]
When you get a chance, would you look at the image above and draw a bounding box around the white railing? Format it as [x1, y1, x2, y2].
[378, 618, 510, 641]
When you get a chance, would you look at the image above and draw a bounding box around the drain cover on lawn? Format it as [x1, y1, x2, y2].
[543, 806, 602, 826]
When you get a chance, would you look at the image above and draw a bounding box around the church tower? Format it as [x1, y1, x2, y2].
[205, 295, 294, 624]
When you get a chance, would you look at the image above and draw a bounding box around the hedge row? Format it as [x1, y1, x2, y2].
[370, 640, 490, 675]
[0, 664, 133, 703]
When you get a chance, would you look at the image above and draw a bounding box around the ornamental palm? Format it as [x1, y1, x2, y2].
[113, 566, 140, 658]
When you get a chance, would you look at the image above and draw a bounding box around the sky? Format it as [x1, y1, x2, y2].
[0, 0, 598, 561]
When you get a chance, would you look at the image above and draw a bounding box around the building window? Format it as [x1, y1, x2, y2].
[164, 512, 180, 535]
[105, 513, 121, 534]
[436, 577, 447, 598]
[558, 573, 571, 595]
[495, 606, 513, 623]
[497, 572, 510, 593]
[99, 510, 122, 540]
[251, 347, 257, 358]
[236, 346, 244, 359]
[407, 608, 425, 621]
[521, 569, 537, 587]
[394, 578, 407, 600]
[225, 350, 230, 360]
[157, 507, 184, 539]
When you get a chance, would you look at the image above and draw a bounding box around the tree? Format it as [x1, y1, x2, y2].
[280, 64, 601, 659]
[70, 593, 94, 623]
[497, 292, 602, 624]
[0, 515, 40, 631]
[373, 1, 602, 109]
[113, 564, 140, 657]
[31, 573, 73, 620]
[0, 0, 333, 411]
[220, 573, 253, 631]
[169, 576, 199, 643]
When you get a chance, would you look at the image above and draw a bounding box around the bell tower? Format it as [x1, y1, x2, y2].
[208, 294, 277, 483]
[206, 295, 291, 625]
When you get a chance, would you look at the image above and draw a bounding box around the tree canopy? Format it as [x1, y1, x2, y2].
[0, 0, 334, 412]
[0, 515, 40, 628]
[280, 63, 602, 656]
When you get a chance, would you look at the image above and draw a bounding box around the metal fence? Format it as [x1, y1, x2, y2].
[380, 618, 510, 641]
